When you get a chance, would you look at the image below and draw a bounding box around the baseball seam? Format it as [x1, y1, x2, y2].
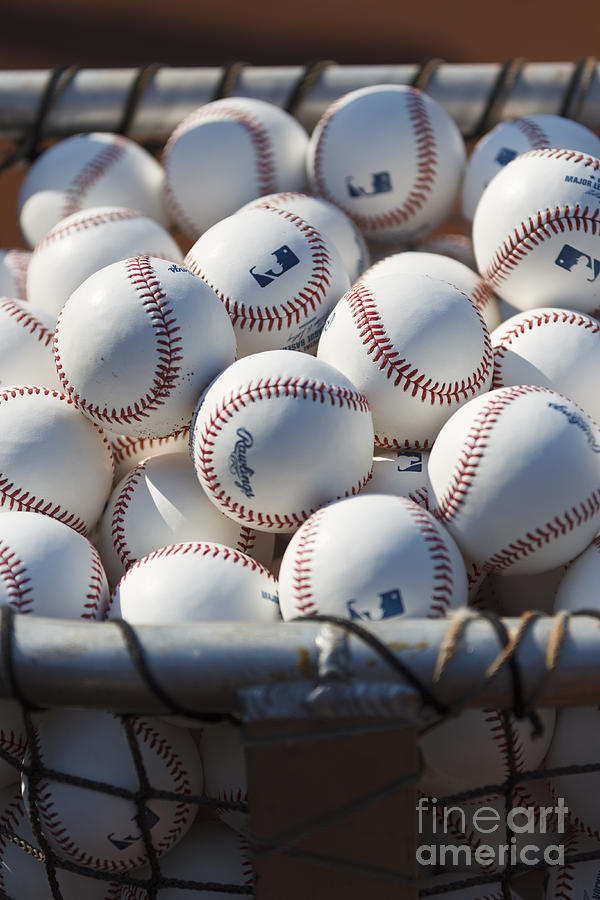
[61, 136, 128, 220]
[110, 428, 190, 466]
[514, 117, 552, 149]
[404, 502, 455, 617]
[492, 309, 600, 389]
[162, 102, 278, 238]
[194, 378, 371, 530]
[312, 87, 437, 234]
[33, 208, 142, 254]
[0, 297, 53, 346]
[55, 256, 183, 428]
[184, 207, 333, 332]
[550, 828, 578, 899]
[31, 715, 195, 871]
[290, 507, 327, 616]
[0, 541, 34, 613]
[344, 282, 492, 446]
[84, 544, 107, 620]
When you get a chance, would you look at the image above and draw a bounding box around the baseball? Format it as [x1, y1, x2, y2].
[0, 296, 60, 390]
[419, 706, 556, 797]
[239, 190, 371, 284]
[307, 84, 466, 242]
[472, 148, 600, 314]
[277, 493, 468, 621]
[120, 819, 253, 899]
[0, 700, 29, 791]
[415, 232, 477, 270]
[27, 206, 183, 320]
[427, 385, 600, 575]
[317, 272, 493, 449]
[544, 830, 600, 899]
[18, 132, 170, 248]
[184, 206, 349, 357]
[22, 709, 203, 872]
[491, 307, 600, 423]
[53, 255, 237, 439]
[418, 875, 523, 899]
[0, 783, 122, 898]
[97, 452, 274, 586]
[360, 448, 431, 509]
[199, 721, 248, 833]
[190, 350, 374, 533]
[162, 97, 309, 239]
[462, 114, 600, 222]
[553, 535, 600, 613]
[107, 427, 190, 483]
[0, 249, 30, 299]
[358, 249, 501, 332]
[0, 510, 108, 618]
[0, 386, 113, 535]
[107, 541, 280, 624]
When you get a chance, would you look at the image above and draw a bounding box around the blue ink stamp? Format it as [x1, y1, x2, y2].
[548, 402, 600, 452]
[229, 427, 256, 497]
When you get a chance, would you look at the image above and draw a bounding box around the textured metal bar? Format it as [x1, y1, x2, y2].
[0, 62, 599, 141]
[0, 614, 596, 715]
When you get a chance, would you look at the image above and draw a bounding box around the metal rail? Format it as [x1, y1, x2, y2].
[0, 61, 598, 141]
[0, 613, 592, 717]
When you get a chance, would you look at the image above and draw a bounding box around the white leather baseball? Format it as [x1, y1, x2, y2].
[0, 386, 113, 535]
[359, 249, 501, 332]
[544, 830, 600, 899]
[107, 541, 280, 624]
[419, 706, 556, 797]
[553, 535, 600, 613]
[27, 206, 183, 320]
[360, 448, 431, 509]
[415, 233, 477, 271]
[307, 84, 466, 242]
[162, 97, 309, 239]
[199, 721, 248, 833]
[491, 307, 600, 423]
[239, 191, 371, 284]
[120, 819, 254, 899]
[427, 385, 600, 575]
[0, 510, 108, 618]
[277, 493, 468, 621]
[108, 427, 191, 484]
[190, 350, 374, 533]
[0, 249, 30, 299]
[317, 273, 493, 449]
[0, 297, 60, 390]
[472, 149, 600, 314]
[22, 709, 203, 872]
[184, 206, 349, 357]
[418, 875, 523, 899]
[463, 114, 600, 222]
[545, 705, 600, 842]
[54, 255, 236, 439]
[0, 784, 122, 898]
[97, 452, 274, 586]
[18, 132, 169, 248]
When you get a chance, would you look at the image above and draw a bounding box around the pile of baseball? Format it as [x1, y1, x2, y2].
[1, 83, 600, 897]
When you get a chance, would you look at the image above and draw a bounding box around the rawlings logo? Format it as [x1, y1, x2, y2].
[548, 402, 600, 452]
[346, 588, 404, 621]
[345, 171, 392, 198]
[167, 263, 190, 273]
[555, 244, 600, 282]
[229, 427, 255, 497]
[583, 868, 600, 900]
[249, 244, 300, 287]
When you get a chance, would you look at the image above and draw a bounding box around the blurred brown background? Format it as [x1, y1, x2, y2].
[2, 0, 600, 248]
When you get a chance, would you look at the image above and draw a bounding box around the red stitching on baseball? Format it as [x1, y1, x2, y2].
[237, 525, 257, 556]
[111, 462, 146, 572]
[0, 792, 34, 891]
[514, 117, 552, 149]
[33, 208, 142, 254]
[344, 281, 492, 423]
[62, 136, 128, 219]
[0, 297, 53, 346]
[290, 507, 326, 616]
[312, 87, 437, 233]
[550, 828, 578, 898]
[110, 428, 190, 466]
[404, 502, 455, 617]
[84, 544, 107, 620]
[162, 101, 278, 237]
[492, 309, 600, 389]
[0, 541, 34, 614]
[55, 256, 183, 429]
[483, 709, 527, 777]
[184, 207, 332, 332]
[30, 715, 196, 871]
[194, 378, 371, 530]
